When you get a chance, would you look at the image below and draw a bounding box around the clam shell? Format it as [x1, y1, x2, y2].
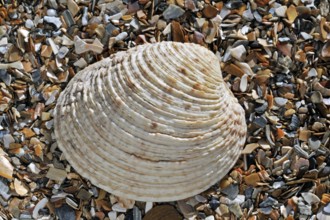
[54, 42, 246, 202]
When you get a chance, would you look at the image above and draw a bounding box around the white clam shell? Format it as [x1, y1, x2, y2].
[54, 42, 247, 202]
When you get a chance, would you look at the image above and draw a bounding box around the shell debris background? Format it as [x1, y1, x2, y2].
[0, 0, 329, 219]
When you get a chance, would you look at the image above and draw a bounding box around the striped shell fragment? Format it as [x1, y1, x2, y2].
[54, 42, 247, 202]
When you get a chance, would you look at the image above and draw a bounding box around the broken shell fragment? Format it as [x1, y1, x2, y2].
[74, 36, 104, 54]
[0, 154, 14, 179]
[54, 42, 247, 202]
[0, 61, 24, 70]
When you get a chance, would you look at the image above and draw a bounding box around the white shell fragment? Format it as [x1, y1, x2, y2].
[0, 61, 24, 70]
[74, 36, 104, 54]
[32, 197, 49, 219]
[54, 42, 247, 202]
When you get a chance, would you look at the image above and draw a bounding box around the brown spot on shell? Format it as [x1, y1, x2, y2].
[209, 112, 217, 118]
[193, 83, 202, 90]
[165, 86, 173, 94]
[193, 58, 199, 63]
[150, 122, 158, 129]
[126, 77, 136, 90]
[201, 68, 208, 75]
[167, 76, 177, 86]
[184, 104, 192, 110]
[178, 67, 188, 76]
[172, 42, 179, 50]
[162, 94, 173, 104]
[190, 87, 206, 96]
[222, 118, 230, 127]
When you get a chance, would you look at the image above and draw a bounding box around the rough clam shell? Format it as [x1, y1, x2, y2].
[54, 42, 247, 202]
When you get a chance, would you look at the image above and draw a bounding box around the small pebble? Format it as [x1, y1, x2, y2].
[209, 197, 220, 209]
[0, 178, 9, 197]
[225, 0, 243, 9]
[195, 18, 206, 28]
[221, 184, 239, 200]
[230, 45, 246, 61]
[195, 195, 207, 203]
[108, 211, 117, 220]
[243, 8, 254, 21]
[308, 137, 321, 150]
[275, 6, 288, 17]
[288, 114, 300, 130]
[0, 70, 11, 86]
[145, 201, 153, 213]
[46, 167, 67, 182]
[278, 37, 291, 43]
[115, 32, 128, 42]
[57, 47, 69, 59]
[311, 91, 323, 104]
[205, 215, 215, 220]
[232, 195, 245, 204]
[163, 5, 185, 20]
[217, 204, 229, 216]
[308, 68, 318, 77]
[244, 173, 260, 186]
[298, 202, 312, 215]
[273, 181, 285, 189]
[45, 119, 54, 129]
[67, 0, 80, 16]
[45, 91, 58, 106]
[27, 163, 40, 174]
[133, 206, 142, 220]
[274, 97, 288, 107]
[130, 18, 140, 30]
[112, 203, 127, 212]
[255, 102, 268, 114]
[177, 200, 195, 217]
[20, 213, 32, 219]
[228, 203, 243, 218]
[47, 9, 57, 16]
[259, 206, 273, 215]
[253, 116, 267, 128]
[32, 198, 49, 219]
[55, 204, 75, 220]
[82, 7, 88, 26]
[240, 74, 248, 92]
[25, 19, 35, 29]
[301, 192, 320, 205]
[76, 188, 92, 200]
[157, 19, 167, 30]
[44, 16, 62, 29]
[74, 58, 88, 68]
[259, 197, 278, 207]
[301, 32, 312, 40]
[3, 134, 14, 149]
[202, 5, 218, 19]
[324, 203, 330, 213]
[319, 166, 330, 177]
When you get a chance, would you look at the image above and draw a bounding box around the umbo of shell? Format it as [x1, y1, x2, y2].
[54, 42, 247, 202]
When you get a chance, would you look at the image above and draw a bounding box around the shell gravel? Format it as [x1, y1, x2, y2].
[0, 0, 330, 218]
